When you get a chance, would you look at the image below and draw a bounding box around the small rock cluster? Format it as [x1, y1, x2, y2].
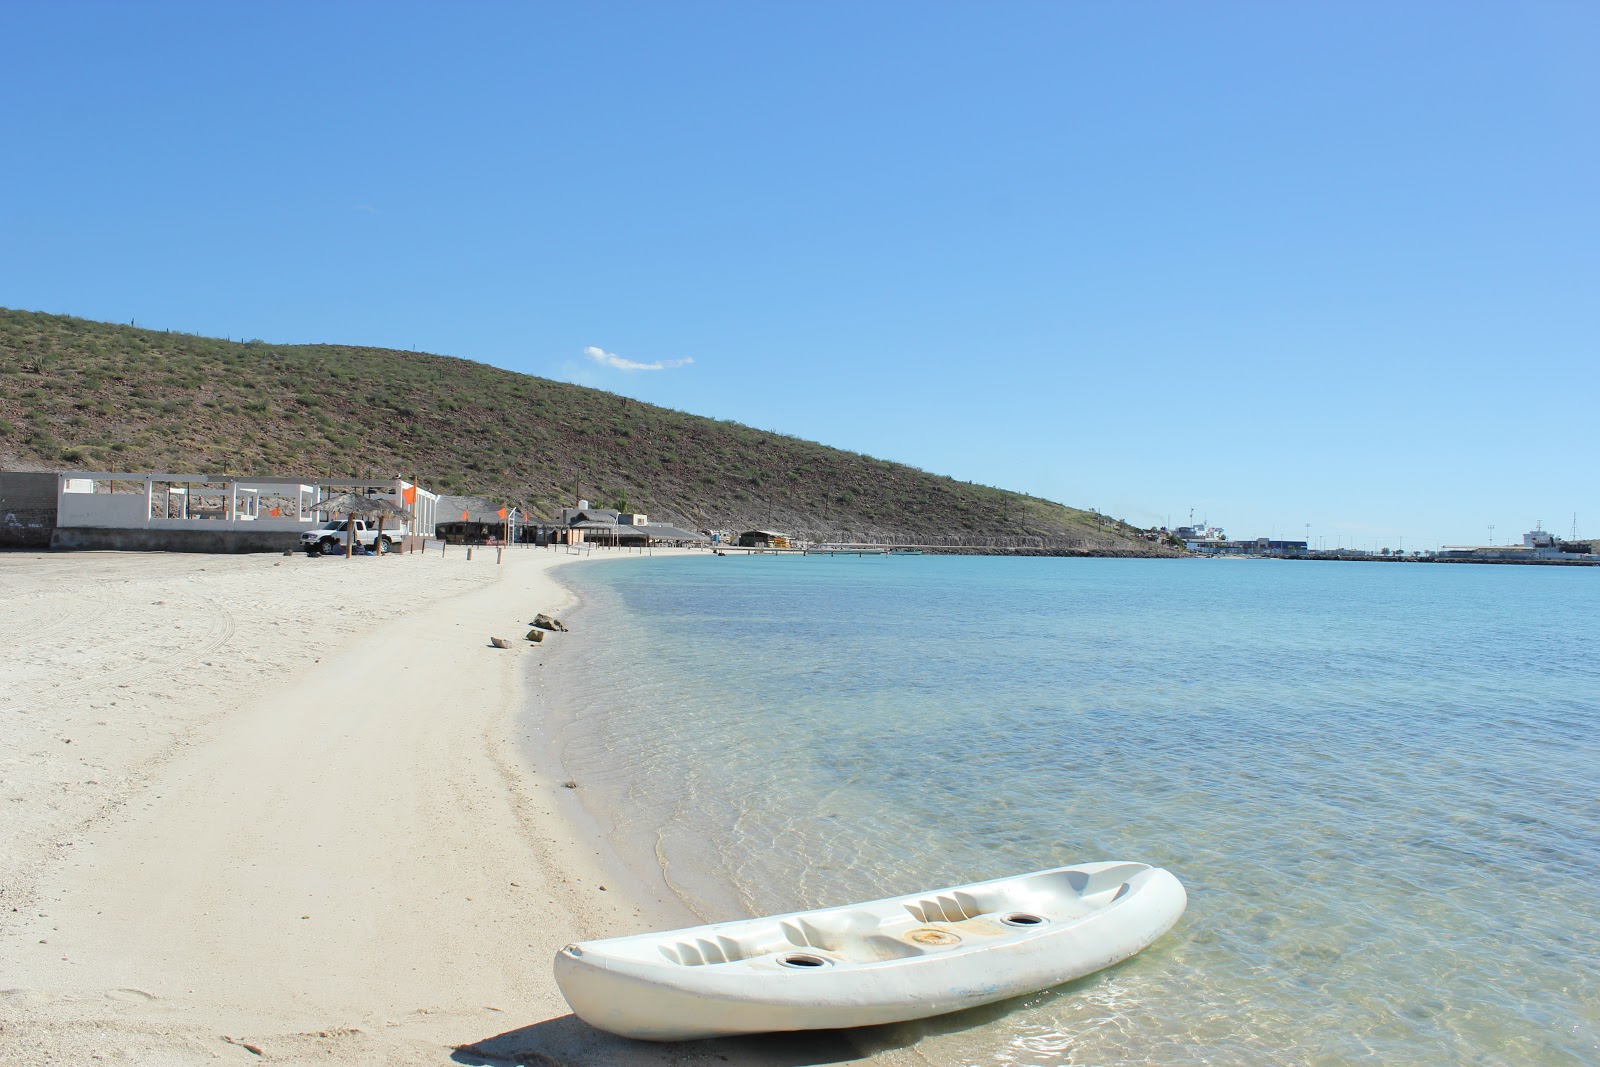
[490, 612, 570, 649]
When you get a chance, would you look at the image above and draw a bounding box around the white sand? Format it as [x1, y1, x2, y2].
[0, 546, 905, 1066]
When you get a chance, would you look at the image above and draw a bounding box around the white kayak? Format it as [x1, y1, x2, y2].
[553, 860, 1186, 1041]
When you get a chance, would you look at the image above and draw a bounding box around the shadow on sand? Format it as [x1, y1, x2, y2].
[450, 1012, 878, 1067]
[447, 958, 1145, 1065]
[447, 972, 1125, 1065]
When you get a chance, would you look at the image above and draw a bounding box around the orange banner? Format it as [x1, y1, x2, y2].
[402, 485, 417, 505]
[497, 507, 508, 521]
[460, 510, 470, 521]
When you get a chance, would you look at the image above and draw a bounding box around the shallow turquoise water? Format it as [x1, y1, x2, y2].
[541, 555, 1598, 1065]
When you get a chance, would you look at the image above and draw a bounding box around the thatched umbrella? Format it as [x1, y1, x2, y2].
[309, 492, 412, 558]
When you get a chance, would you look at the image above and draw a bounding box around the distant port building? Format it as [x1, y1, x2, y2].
[1161, 517, 1596, 565]
[1194, 537, 1309, 557]
[1171, 520, 1307, 557]
[1438, 526, 1595, 563]
[1241, 538, 1310, 555]
[1174, 520, 1227, 553]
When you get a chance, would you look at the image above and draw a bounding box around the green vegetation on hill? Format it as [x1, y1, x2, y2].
[0, 309, 1170, 553]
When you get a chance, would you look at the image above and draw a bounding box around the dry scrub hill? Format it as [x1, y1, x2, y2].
[0, 309, 1170, 553]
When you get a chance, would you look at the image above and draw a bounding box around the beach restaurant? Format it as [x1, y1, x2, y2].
[736, 529, 791, 548]
[433, 496, 533, 545]
[563, 508, 709, 548]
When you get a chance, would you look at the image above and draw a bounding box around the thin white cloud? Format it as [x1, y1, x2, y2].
[583, 345, 693, 372]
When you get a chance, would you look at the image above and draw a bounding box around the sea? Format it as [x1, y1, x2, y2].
[532, 553, 1598, 1066]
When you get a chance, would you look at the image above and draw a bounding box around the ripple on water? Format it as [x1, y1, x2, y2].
[542, 557, 1600, 1066]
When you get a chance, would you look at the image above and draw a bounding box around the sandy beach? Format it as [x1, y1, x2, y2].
[0, 546, 895, 1067]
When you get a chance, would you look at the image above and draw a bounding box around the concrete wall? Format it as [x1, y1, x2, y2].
[58, 490, 152, 528]
[50, 528, 305, 553]
[58, 483, 323, 531]
[0, 472, 58, 548]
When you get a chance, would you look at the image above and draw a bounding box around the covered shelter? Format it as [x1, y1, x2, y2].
[434, 496, 530, 545]
[566, 517, 708, 548]
[307, 492, 412, 558]
[736, 529, 790, 549]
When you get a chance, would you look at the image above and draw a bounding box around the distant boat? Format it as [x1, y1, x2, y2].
[553, 860, 1186, 1041]
[889, 548, 924, 555]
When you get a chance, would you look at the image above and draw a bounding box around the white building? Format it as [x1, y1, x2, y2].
[1175, 522, 1226, 553]
[53, 472, 438, 552]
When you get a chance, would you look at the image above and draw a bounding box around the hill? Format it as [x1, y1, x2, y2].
[0, 309, 1171, 554]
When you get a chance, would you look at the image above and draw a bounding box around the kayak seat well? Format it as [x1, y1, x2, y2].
[899, 866, 1143, 927]
[650, 865, 1155, 970]
[905, 891, 982, 923]
[782, 917, 927, 962]
[904, 881, 1068, 925]
[655, 908, 1057, 969]
[663, 913, 933, 966]
[660, 932, 771, 966]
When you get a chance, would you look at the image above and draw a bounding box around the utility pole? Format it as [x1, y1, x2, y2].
[1488, 524, 1495, 546]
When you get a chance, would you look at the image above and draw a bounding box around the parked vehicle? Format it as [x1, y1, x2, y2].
[300, 519, 398, 555]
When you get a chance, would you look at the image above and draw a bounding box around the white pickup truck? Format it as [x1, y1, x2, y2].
[300, 520, 400, 555]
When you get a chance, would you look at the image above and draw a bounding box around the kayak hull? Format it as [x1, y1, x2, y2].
[553, 860, 1186, 1041]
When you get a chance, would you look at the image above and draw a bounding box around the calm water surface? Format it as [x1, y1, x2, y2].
[537, 554, 1598, 1066]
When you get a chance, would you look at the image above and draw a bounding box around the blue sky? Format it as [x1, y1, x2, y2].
[2, 2, 1595, 548]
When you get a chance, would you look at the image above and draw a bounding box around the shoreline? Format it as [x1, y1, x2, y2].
[0, 546, 890, 1066]
[509, 563, 704, 935]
